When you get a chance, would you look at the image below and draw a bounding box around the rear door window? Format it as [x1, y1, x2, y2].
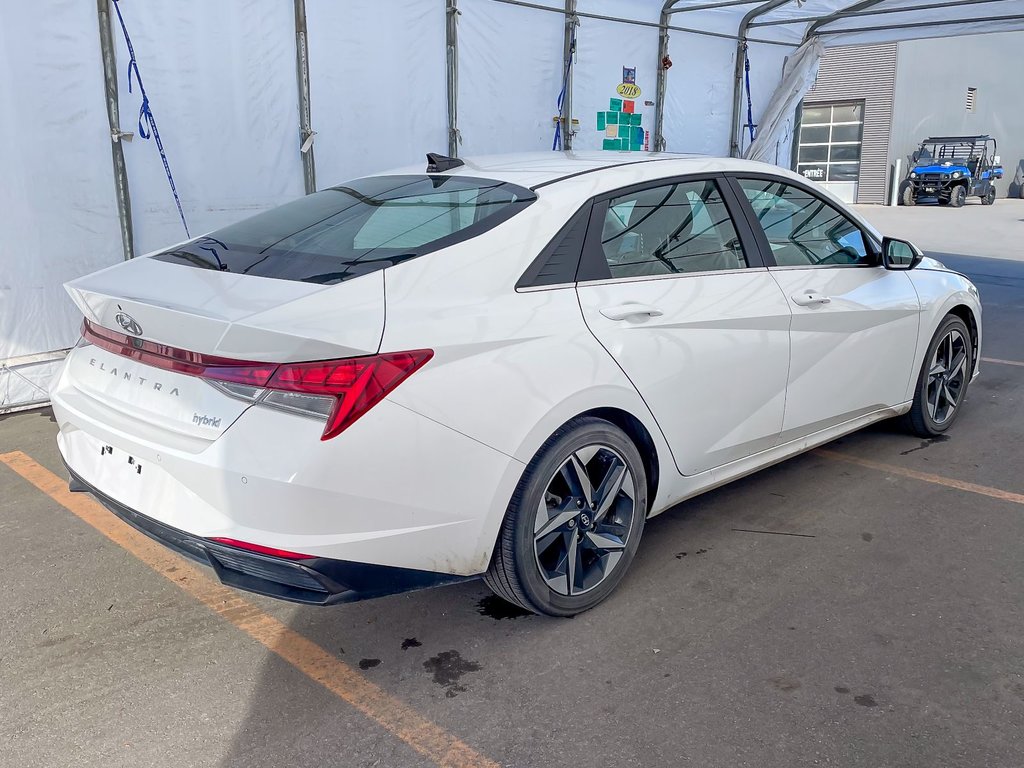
[596, 179, 748, 278]
[153, 175, 536, 284]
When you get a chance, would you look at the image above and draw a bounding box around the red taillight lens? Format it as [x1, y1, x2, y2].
[82, 319, 276, 385]
[268, 350, 433, 440]
[208, 537, 314, 560]
[80, 319, 432, 440]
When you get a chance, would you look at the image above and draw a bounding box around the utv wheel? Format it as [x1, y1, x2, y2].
[906, 315, 973, 437]
[484, 417, 647, 617]
[949, 185, 967, 208]
[899, 182, 915, 206]
[982, 188, 996, 205]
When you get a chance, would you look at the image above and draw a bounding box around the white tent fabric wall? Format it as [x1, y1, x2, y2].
[745, 39, 825, 165]
[573, 0, 660, 152]
[458, 0, 564, 155]
[661, 33, 739, 156]
[306, 0, 448, 185]
[0, 0, 121, 411]
[112, 1, 305, 255]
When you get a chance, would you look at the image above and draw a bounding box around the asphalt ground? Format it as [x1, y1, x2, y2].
[2, 203, 1023, 768]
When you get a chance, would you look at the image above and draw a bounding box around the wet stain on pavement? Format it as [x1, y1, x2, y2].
[358, 658, 381, 670]
[423, 650, 482, 698]
[861, 532, 874, 542]
[854, 693, 878, 707]
[476, 594, 531, 620]
[834, 686, 851, 694]
[901, 434, 950, 455]
[401, 637, 422, 650]
[770, 676, 801, 692]
[675, 551, 687, 559]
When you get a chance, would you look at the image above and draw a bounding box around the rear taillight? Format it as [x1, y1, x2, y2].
[81, 319, 432, 440]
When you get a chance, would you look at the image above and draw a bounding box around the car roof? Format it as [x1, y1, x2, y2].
[367, 151, 795, 191]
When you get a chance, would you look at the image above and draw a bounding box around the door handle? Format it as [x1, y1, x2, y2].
[599, 303, 665, 321]
[790, 291, 831, 307]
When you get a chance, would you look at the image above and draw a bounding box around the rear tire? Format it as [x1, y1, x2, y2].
[949, 185, 967, 208]
[982, 188, 996, 205]
[484, 417, 647, 617]
[906, 315, 973, 437]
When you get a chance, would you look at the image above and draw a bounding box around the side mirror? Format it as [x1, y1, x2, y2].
[882, 237, 924, 270]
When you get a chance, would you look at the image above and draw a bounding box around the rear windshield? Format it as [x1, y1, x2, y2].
[153, 175, 536, 284]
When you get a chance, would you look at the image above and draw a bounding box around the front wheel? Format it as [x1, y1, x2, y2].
[484, 417, 647, 617]
[949, 185, 967, 208]
[906, 315, 973, 437]
[899, 182, 916, 206]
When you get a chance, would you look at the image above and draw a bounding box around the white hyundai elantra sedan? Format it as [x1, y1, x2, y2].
[51, 152, 981, 616]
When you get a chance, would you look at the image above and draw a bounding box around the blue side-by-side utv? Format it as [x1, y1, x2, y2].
[899, 135, 1004, 207]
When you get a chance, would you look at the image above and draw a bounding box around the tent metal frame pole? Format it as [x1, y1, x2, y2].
[730, 0, 796, 158]
[654, 1, 673, 152]
[294, 0, 316, 193]
[560, 0, 578, 150]
[803, 0, 888, 38]
[95, 0, 135, 261]
[812, 12, 1024, 37]
[446, 0, 461, 157]
[759, 0, 1006, 29]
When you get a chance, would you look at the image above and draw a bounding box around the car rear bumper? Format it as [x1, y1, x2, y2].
[51, 346, 526, 579]
[66, 465, 474, 605]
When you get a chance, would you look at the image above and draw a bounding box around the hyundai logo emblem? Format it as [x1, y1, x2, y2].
[114, 311, 143, 337]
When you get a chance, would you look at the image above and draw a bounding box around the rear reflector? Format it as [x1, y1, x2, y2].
[208, 537, 314, 561]
[81, 319, 432, 439]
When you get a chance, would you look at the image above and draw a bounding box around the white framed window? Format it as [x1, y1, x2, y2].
[795, 101, 864, 203]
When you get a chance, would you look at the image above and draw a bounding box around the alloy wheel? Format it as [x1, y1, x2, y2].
[533, 445, 637, 597]
[926, 329, 968, 425]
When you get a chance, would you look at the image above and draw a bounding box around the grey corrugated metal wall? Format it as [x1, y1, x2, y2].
[802, 43, 897, 204]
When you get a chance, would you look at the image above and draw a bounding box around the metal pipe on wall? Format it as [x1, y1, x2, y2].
[95, 0, 135, 261]
[294, 0, 316, 194]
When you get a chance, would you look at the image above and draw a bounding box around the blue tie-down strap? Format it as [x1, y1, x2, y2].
[743, 43, 756, 144]
[111, 0, 190, 238]
[553, 25, 578, 151]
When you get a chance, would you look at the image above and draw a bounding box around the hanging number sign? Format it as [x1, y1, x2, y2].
[616, 82, 641, 99]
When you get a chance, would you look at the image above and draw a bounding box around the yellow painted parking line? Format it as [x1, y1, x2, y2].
[0, 450, 498, 768]
[817, 449, 1024, 506]
[982, 357, 1024, 368]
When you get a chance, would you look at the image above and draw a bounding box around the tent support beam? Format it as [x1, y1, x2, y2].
[446, 0, 460, 157]
[654, 0, 672, 151]
[730, 0, 796, 158]
[294, 0, 316, 193]
[560, 0, 578, 150]
[814, 12, 1024, 37]
[756, 0, 1007, 30]
[802, 0, 889, 38]
[95, 0, 135, 261]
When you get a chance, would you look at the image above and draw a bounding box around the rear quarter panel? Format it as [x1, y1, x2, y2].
[378, 186, 674, 515]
